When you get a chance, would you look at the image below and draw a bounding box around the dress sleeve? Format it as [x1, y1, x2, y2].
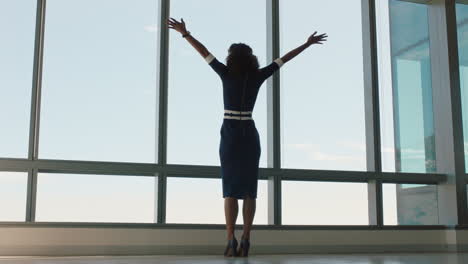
[205, 53, 227, 77]
[259, 58, 284, 80]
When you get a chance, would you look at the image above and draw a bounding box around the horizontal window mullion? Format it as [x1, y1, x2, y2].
[0, 158, 447, 183]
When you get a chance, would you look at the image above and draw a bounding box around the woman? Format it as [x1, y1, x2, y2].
[168, 17, 327, 257]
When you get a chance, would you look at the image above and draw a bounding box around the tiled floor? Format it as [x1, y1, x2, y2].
[0, 254, 467, 264]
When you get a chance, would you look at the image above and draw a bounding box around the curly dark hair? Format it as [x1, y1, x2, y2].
[226, 43, 259, 76]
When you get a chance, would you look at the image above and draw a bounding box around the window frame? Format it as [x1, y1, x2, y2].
[0, 0, 465, 228]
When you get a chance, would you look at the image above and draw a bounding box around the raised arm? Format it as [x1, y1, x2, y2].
[258, 31, 327, 80]
[280, 31, 328, 63]
[167, 17, 210, 58]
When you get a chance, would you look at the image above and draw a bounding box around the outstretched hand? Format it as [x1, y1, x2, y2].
[167, 17, 188, 35]
[307, 32, 328, 45]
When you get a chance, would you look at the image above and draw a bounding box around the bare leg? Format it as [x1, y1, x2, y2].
[242, 197, 256, 240]
[224, 197, 238, 240]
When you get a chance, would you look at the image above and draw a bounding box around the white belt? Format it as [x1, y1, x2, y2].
[224, 109, 253, 120]
[224, 110, 253, 115]
[224, 116, 253, 120]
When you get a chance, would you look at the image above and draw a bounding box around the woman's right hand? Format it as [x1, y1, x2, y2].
[307, 32, 328, 45]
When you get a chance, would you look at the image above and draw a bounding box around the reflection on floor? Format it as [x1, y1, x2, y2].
[0, 253, 467, 264]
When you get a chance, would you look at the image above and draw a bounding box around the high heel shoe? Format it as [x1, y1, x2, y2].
[223, 237, 238, 257]
[237, 237, 250, 257]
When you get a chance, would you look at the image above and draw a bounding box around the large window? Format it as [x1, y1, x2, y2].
[0, 1, 36, 158]
[383, 184, 439, 225]
[2, 0, 465, 228]
[376, 0, 436, 173]
[375, 0, 439, 225]
[39, 0, 158, 163]
[0, 172, 28, 221]
[35, 173, 155, 223]
[458, 2, 468, 215]
[279, 0, 366, 171]
[166, 177, 267, 224]
[282, 181, 368, 225]
[457, 2, 468, 171]
[167, 0, 267, 167]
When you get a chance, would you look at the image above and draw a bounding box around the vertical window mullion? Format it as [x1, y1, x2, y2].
[26, 0, 46, 222]
[362, 0, 383, 226]
[156, 0, 170, 224]
[267, 0, 282, 226]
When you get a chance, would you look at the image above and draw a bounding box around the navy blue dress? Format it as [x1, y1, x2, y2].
[206, 54, 283, 199]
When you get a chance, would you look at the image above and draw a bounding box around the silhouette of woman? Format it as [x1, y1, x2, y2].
[168, 17, 327, 257]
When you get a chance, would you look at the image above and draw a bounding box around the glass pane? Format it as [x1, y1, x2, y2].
[0, 172, 28, 221]
[383, 184, 439, 225]
[376, 0, 436, 173]
[456, 2, 468, 171]
[36, 173, 155, 223]
[279, 0, 366, 171]
[39, 0, 158, 163]
[0, 1, 36, 158]
[167, 0, 267, 167]
[166, 177, 268, 225]
[282, 181, 368, 225]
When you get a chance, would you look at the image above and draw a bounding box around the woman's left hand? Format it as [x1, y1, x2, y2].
[167, 17, 189, 35]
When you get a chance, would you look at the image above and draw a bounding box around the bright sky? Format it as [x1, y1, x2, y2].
[1, 0, 467, 225]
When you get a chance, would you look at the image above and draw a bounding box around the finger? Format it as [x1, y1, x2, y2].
[170, 18, 178, 23]
[312, 31, 317, 37]
[181, 18, 185, 25]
